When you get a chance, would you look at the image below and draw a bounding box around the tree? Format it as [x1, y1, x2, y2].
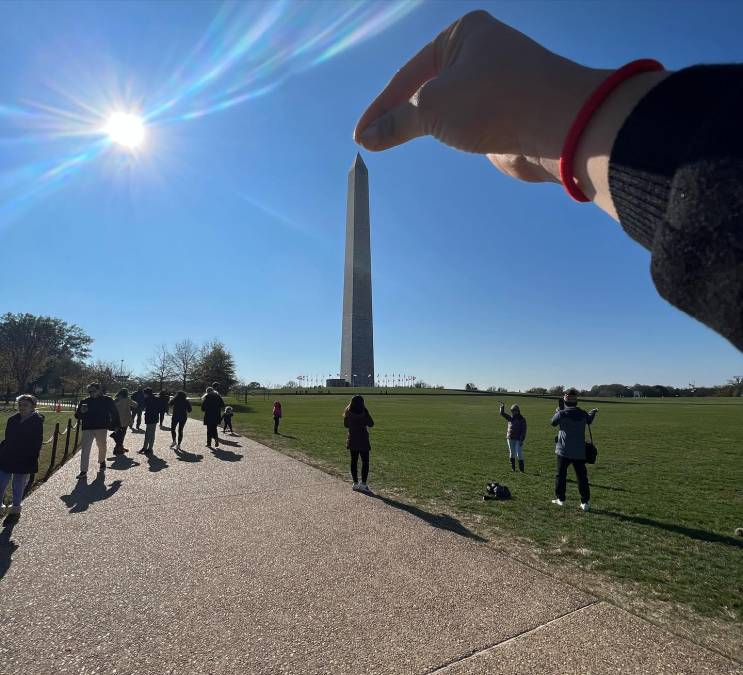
[548, 385, 565, 396]
[81, 360, 121, 394]
[526, 387, 548, 395]
[465, 383, 478, 391]
[169, 339, 199, 391]
[0, 313, 93, 393]
[727, 375, 743, 397]
[192, 340, 237, 394]
[247, 381, 262, 390]
[148, 344, 174, 390]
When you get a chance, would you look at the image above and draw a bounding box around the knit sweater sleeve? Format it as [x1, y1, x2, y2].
[608, 65, 743, 352]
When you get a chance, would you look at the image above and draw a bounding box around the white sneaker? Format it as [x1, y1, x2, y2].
[551, 499, 565, 506]
[360, 483, 371, 493]
[0, 504, 8, 517]
[352, 482, 361, 491]
[580, 502, 590, 512]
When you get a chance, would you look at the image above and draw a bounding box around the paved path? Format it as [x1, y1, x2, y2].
[0, 418, 739, 674]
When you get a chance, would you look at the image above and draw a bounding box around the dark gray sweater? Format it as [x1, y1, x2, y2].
[609, 65, 743, 353]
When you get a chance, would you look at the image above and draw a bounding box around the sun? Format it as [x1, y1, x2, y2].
[104, 112, 146, 149]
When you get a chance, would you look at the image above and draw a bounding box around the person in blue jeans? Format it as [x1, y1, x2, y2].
[550, 388, 598, 511]
[0, 394, 43, 521]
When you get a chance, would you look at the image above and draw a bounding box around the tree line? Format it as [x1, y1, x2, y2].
[0, 313, 238, 397]
[474, 381, 743, 397]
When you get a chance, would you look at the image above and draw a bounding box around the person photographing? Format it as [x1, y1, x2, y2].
[498, 402, 527, 472]
[550, 388, 598, 511]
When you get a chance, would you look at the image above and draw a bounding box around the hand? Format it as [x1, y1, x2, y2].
[355, 10, 668, 215]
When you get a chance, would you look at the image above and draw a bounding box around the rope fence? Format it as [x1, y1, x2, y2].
[22, 417, 82, 497]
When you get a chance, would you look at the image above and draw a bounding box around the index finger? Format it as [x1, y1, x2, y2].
[353, 39, 439, 144]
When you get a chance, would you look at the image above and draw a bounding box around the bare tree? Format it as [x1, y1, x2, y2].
[169, 339, 199, 391]
[148, 344, 174, 391]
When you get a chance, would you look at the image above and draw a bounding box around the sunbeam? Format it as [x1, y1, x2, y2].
[0, 0, 422, 225]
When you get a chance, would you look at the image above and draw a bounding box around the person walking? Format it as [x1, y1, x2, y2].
[201, 386, 225, 448]
[499, 402, 527, 472]
[343, 395, 374, 493]
[138, 388, 159, 455]
[272, 401, 282, 434]
[222, 406, 234, 434]
[168, 390, 192, 450]
[158, 390, 169, 428]
[131, 386, 146, 430]
[550, 388, 598, 511]
[112, 389, 137, 454]
[0, 395, 43, 520]
[75, 383, 119, 478]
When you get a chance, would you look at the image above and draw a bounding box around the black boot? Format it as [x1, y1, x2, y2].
[510, 457, 516, 472]
[518, 459, 525, 473]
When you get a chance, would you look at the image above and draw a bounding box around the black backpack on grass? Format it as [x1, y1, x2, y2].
[484, 482, 511, 501]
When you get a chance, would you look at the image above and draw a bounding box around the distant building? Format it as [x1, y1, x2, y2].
[326, 378, 349, 387]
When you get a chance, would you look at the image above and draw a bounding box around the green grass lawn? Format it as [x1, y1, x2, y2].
[226, 392, 743, 628]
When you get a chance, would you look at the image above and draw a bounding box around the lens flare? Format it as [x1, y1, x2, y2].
[0, 0, 422, 224]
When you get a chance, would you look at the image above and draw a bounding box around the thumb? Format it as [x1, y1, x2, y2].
[358, 100, 423, 152]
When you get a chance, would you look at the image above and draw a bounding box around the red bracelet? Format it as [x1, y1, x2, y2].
[559, 59, 664, 202]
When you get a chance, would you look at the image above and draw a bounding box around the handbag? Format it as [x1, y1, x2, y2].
[585, 424, 598, 464]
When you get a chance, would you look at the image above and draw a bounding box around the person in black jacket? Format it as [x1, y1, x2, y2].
[131, 386, 146, 430]
[168, 390, 192, 450]
[0, 394, 43, 519]
[201, 386, 224, 448]
[158, 390, 169, 428]
[75, 383, 119, 478]
[138, 388, 160, 455]
[354, 10, 742, 354]
[343, 395, 375, 493]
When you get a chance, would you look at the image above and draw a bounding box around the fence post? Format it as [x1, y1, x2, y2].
[73, 418, 80, 454]
[62, 418, 72, 461]
[45, 423, 60, 480]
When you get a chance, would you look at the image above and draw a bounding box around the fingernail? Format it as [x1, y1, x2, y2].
[360, 123, 380, 148]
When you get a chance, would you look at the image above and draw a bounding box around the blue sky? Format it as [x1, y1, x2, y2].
[1, 0, 741, 390]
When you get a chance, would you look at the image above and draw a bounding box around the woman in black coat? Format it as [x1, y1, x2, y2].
[0, 394, 44, 518]
[343, 395, 374, 493]
[201, 387, 225, 448]
[168, 390, 192, 450]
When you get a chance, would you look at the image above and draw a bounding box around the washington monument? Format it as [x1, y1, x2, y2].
[340, 153, 374, 387]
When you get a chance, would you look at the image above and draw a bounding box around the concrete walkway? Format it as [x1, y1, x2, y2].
[0, 418, 739, 674]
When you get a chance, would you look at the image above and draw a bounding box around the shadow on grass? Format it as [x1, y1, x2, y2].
[0, 520, 18, 580]
[211, 447, 243, 462]
[231, 403, 255, 414]
[567, 478, 628, 493]
[174, 448, 203, 462]
[277, 433, 298, 440]
[61, 473, 122, 513]
[594, 509, 743, 548]
[370, 494, 487, 543]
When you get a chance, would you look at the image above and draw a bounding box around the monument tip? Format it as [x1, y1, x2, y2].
[351, 152, 367, 172]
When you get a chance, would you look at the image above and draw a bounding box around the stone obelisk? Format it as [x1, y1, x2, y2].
[341, 154, 374, 387]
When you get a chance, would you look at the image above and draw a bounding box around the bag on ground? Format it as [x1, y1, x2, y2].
[484, 481, 511, 500]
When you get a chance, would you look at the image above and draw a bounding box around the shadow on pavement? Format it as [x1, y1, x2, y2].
[147, 454, 169, 472]
[371, 494, 487, 543]
[0, 520, 18, 580]
[174, 448, 203, 462]
[593, 509, 743, 548]
[216, 438, 242, 447]
[60, 473, 123, 513]
[109, 454, 141, 471]
[210, 447, 243, 462]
